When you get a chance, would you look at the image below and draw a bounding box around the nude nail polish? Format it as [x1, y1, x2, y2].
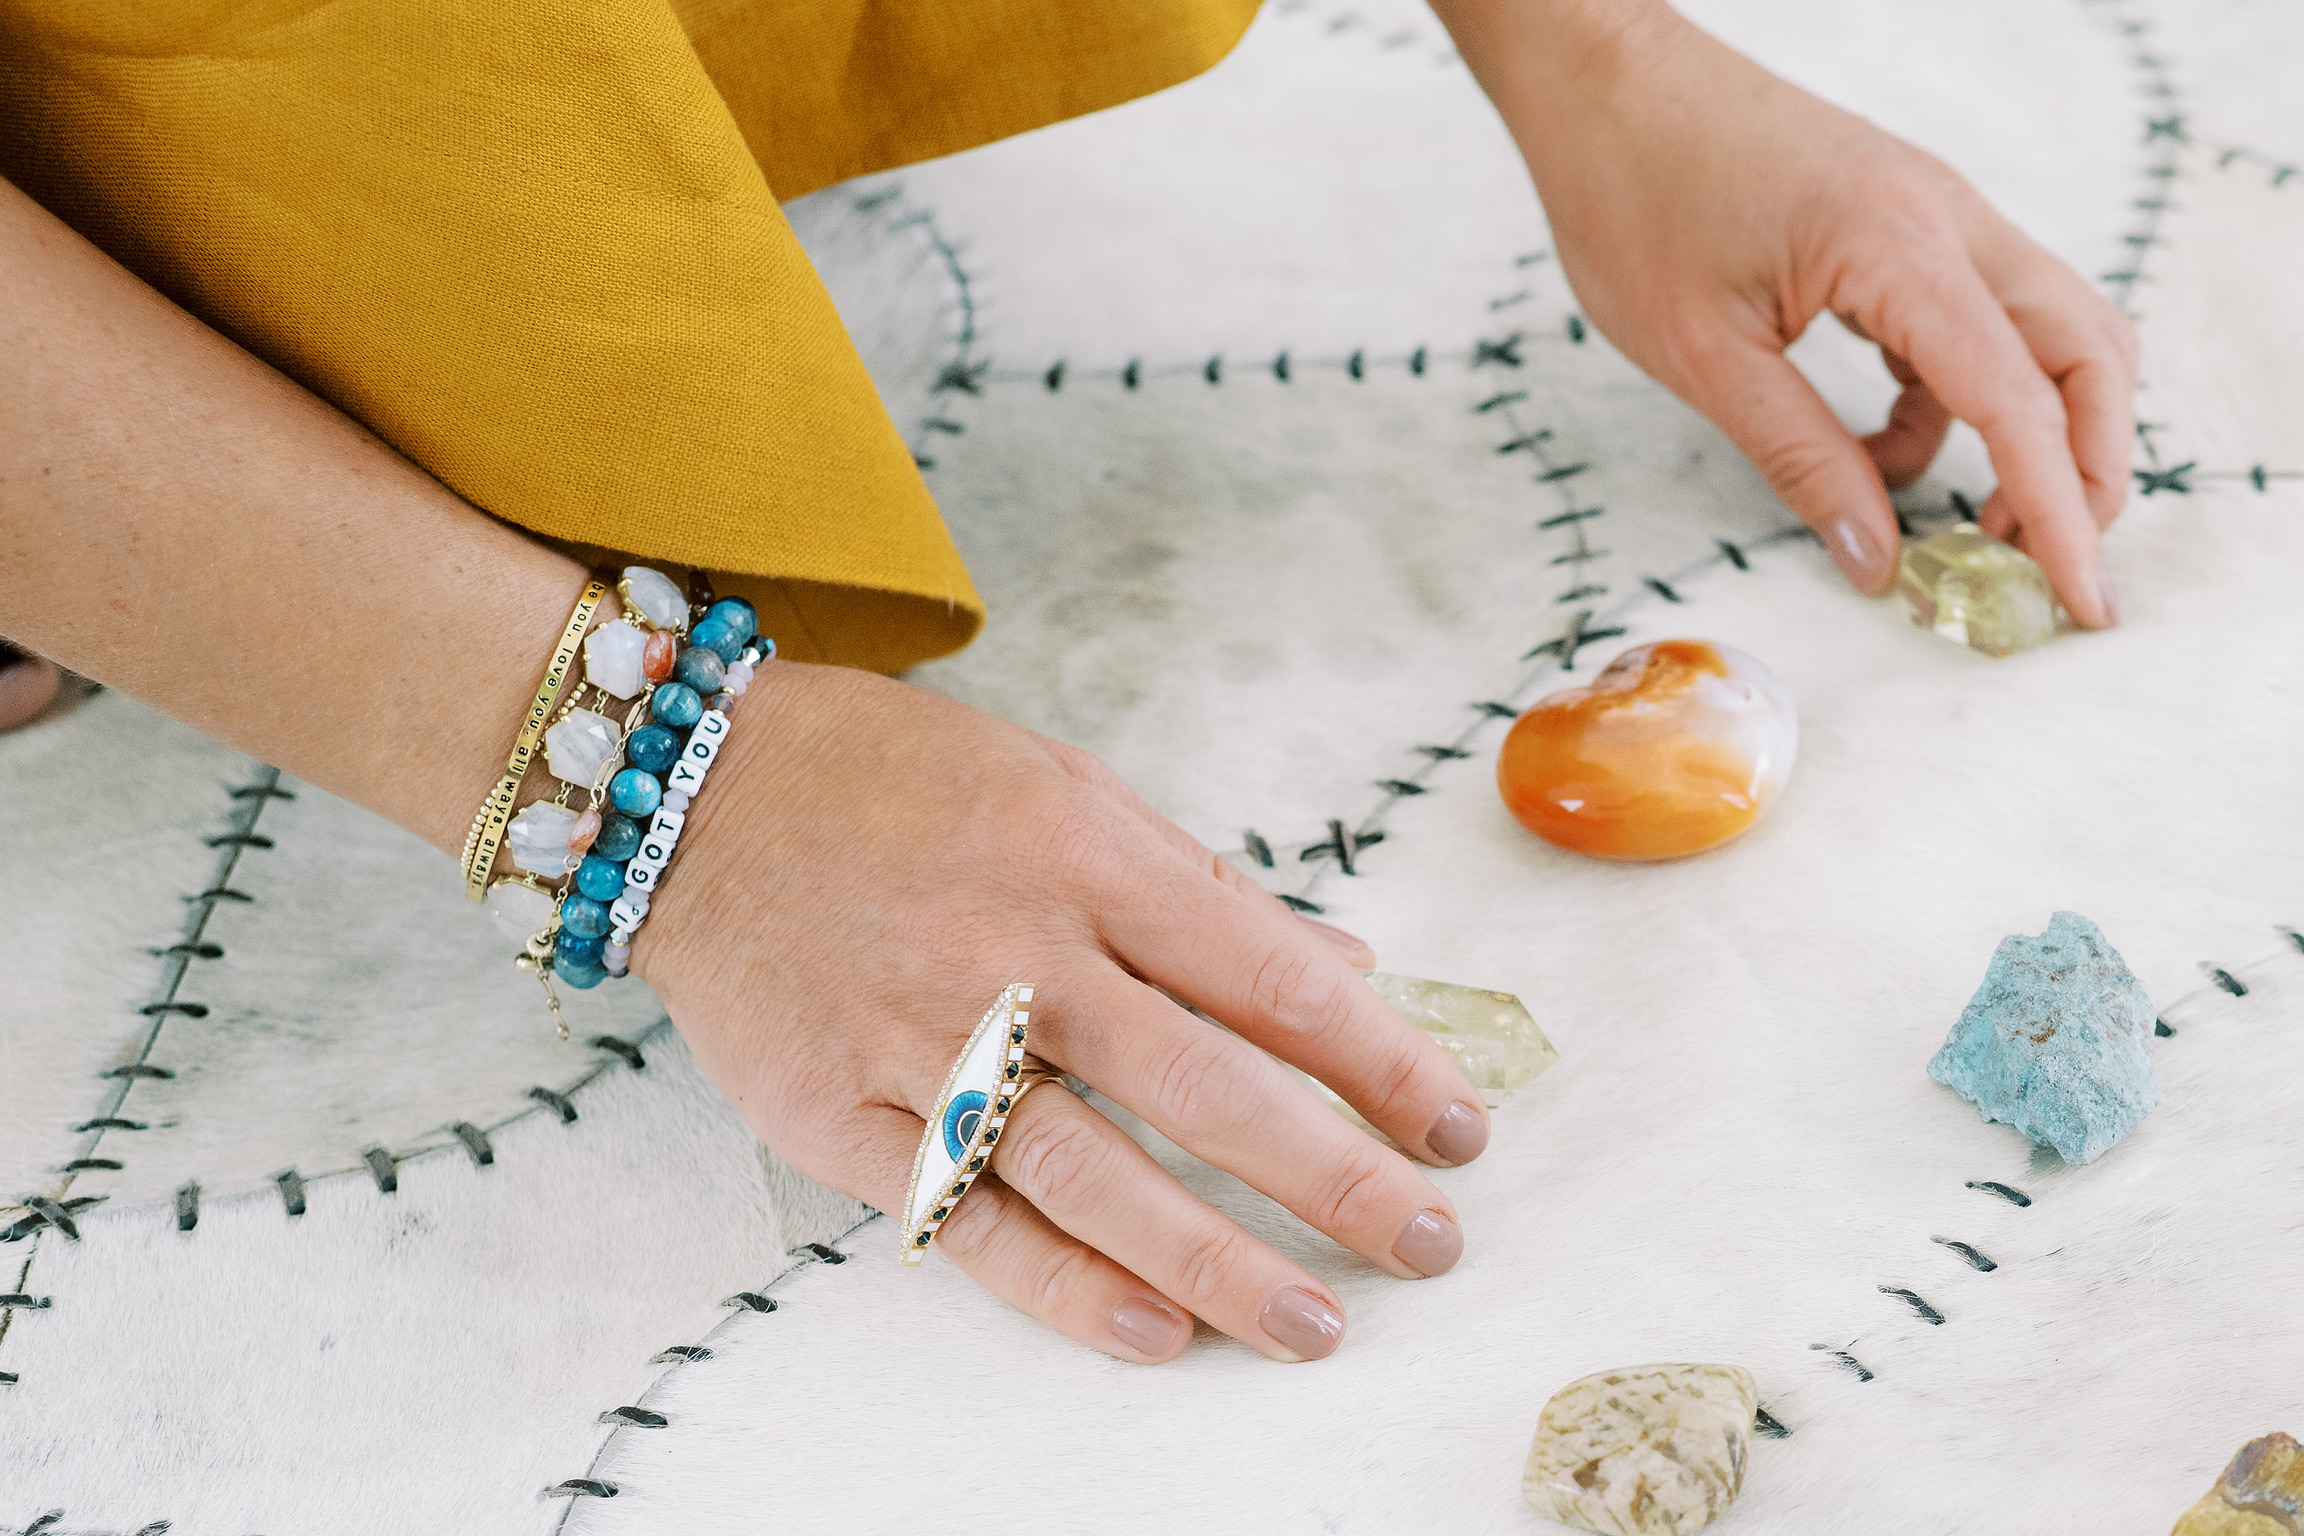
[1391, 1209, 1464, 1278]
[1830, 518, 1884, 588]
[1259, 1286, 1345, 1362]
[2096, 567, 2121, 627]
[1424, 1100, 1489, 1167]
[1111, 1297, 1188, 1359]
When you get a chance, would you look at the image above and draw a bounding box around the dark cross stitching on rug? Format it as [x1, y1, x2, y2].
[545, 1220, 877, 1525]
[0, 754, 672, 1387]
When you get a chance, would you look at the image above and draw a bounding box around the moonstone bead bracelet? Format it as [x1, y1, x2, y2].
[480, 565, 771, 1034]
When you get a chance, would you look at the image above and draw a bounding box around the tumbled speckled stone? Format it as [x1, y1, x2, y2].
[2171, 1433, 2304, 1536]
[1525, 1364, 1758, 1535]
[1927, 911, 2157, 1164]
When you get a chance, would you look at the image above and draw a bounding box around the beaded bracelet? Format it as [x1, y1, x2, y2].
[459, 577, 610, 901]
[477, 565, 772, 1037]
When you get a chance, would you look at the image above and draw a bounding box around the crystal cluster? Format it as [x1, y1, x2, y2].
[1524, 1364, 1759, 1535]
[2172, 1433, 2304, 1535]
[1897, 525, 2059, 657]
[1927, 911, 2158, 1165]
[1497, 640, 1797, 862]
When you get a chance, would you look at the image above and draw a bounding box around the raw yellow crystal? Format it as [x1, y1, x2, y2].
[1896, 525, 2060, 658]
[1366, 972, 1558, 1106]
[1524, 1364, 1758, 1535]
[2171, 1433, 2304, 1535]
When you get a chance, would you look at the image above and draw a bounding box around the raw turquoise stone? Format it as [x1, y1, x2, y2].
[574, 854, 625, 902]
[1926, 911, 2159, 1164]
[555, 951, 609, 989]
[690, 618, 743, 663]
[593, 813, 641, 862]
[651, 682, 702, 729]
[626, 724, 681, 775]
[609, 768, 662, 817]
[675, 645, 726, 694]
[704, 598, 757, 647]
[554, 931, 605, 967]
[559, 895, 611, 939]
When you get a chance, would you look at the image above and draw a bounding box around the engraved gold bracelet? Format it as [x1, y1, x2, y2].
[459, 577, 610, 901]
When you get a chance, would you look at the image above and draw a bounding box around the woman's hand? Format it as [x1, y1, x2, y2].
[642, 662, 1488, 1363]
[1435, 0, 2137, 626]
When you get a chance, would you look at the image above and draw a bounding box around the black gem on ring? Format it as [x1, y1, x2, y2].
[968, 1158, 985, 1171]
[997, 1098, 1012, 1111]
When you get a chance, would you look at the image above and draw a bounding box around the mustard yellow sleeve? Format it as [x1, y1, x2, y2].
[0, 0, 1257, 671]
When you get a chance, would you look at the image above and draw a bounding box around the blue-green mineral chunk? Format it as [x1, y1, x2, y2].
[1927, 911, 2158, 1164]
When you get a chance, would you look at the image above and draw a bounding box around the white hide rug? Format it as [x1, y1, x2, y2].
[4, 0, 2302, 1532]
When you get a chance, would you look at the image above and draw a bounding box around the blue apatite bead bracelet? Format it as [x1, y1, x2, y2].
[482, 565, 770, 1035]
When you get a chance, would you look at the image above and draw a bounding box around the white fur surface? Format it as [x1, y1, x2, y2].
[5, 0, 2302, 1531]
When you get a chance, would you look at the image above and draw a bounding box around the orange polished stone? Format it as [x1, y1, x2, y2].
[1496, 640, 1797, 861]
[642, 629, 677, 683]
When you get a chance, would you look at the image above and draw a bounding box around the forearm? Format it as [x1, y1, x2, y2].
[0, 175, 586, 856]
[1428, 0, 1688, 160]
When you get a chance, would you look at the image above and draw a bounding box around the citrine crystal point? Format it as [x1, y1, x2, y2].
[1896, 525, 2060, 658]
[1366, 972, 1558, 1107]
[2171, 1433, 2304, 1535]
[1524, 1364, 1758, 1535]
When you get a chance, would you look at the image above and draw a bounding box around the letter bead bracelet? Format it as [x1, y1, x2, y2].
[464, 566, 771, 1036]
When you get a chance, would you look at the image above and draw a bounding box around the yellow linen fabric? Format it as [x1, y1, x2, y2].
[0, 0, 1258, 670]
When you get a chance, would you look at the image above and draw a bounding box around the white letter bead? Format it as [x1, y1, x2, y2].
[649, 807, 685, 840]
[624, 859, 658, 890]
[693, 709, 729, 741]
[610, 897, 649, 932]
[637, 832, 676, 866]
[668, 758, 707, 796]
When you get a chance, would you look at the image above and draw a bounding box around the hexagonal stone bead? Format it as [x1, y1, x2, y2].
[583, 619, 649, 700]
[505, 802, 580, 877]
[486, 878, 558, 944]
[619, 566, 688, 632]
[1524, 1364, 1757, 1535]
[543, 708, 620, 790]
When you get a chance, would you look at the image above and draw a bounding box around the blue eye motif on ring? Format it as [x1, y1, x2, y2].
[942, 1090, 989, 1162]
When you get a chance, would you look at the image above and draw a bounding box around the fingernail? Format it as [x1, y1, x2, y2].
[1296, 916, 1375, 968]
[1424, 1100, 1489, 1167]
[1259, 1286, 1345, 1362]
[1829, 518, 1886, 590]
[1391, 1209, 1464, 1278]
[2095, 567, 2120, 627]
[1111, 1297, 1189, 1359]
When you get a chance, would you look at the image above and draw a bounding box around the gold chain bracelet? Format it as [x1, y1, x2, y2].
[459, 577, 609, 901]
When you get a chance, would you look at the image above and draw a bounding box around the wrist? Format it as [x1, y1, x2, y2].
[1431, 0, 1696, 172]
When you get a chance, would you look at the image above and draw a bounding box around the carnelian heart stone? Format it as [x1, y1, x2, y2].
[1496, 639, 1797, 861]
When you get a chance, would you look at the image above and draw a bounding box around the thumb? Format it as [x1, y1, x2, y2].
[1692, 342, 1901, 595]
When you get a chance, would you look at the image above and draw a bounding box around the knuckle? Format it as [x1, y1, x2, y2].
[1026, 1241, 1105, 1322]
[929, 1178, 1009, 1264]
[1352, 1039, 1429, 1131]
[1148, 1028, 1247, 1128]
[1000, 1109, 1113, 1211]
[1308, 1146, 1400, 1237]
[1242, 944, 1359, 1049]
[1168, 1222, 1259, 1311]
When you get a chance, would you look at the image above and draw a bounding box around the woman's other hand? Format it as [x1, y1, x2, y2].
[1435, 0, 2137, 626]
[643, 663, 1488, 1364]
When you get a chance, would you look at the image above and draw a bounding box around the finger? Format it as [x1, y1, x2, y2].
[988, 1081, 1362, 1362]
[1848, 252, 2113, 627]
[840, 1101, 1194, 1364]
[1861, 349, 1953, 490]
[1999, 295, 2135, 532]
[1680, 338, 1900, 593]
[1029, 961, 1467, 1286]
[1086, 830, 1490, 1166]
